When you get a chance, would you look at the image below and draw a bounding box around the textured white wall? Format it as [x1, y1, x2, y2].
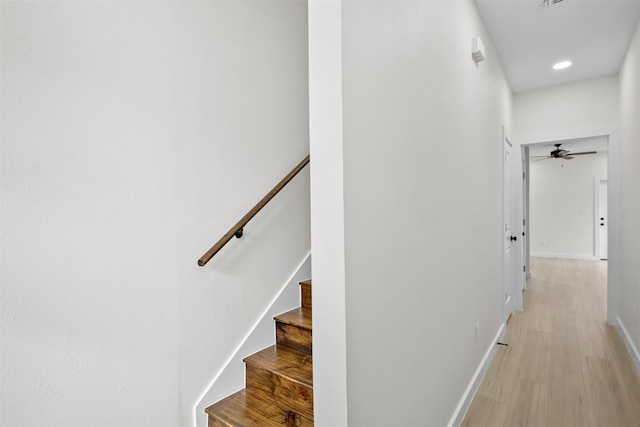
[529, 152, 608, 258]
[336, 1, 512, 425]
[619, 20, 640, 366]
[0, 2, 309, 426]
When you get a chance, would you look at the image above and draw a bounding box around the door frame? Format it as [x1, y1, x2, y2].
[522, 146, 531, 282]
[517, 127, 618, 325]
[502, 126, 524, 322]
[595, 177, 608, 260]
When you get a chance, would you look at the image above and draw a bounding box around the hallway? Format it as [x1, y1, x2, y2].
[462, 257, 640, 427]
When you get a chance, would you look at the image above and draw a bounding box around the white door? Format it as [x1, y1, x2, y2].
[598, 179, 608, 260]
[503, 137, 514, 322]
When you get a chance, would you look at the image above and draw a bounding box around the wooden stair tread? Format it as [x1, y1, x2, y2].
[274, 307, 312, 329]
[206, 280, 313, 426]
[244, 344, 313, 387]
[205, 388, 313, 427]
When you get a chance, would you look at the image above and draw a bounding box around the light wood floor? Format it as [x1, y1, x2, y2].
[461, 257, 640, 427]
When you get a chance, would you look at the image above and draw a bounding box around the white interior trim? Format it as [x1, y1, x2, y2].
[616, 317, 640, 375]
[594, 177, 601, 259]
[594, 176, 608, 260]
[448, 323, 506, 427]
[530, 252, 599, 261]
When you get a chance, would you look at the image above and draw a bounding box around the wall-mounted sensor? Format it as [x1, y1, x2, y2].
[472, 36, 485, 63]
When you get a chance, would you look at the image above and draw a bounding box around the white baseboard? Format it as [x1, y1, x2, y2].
[448, 322, 506, 427]
[616, 316, 640, 375]
[530, 252, 598, 261]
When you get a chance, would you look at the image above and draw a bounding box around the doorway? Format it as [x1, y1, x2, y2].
[519, 130, 618, 325]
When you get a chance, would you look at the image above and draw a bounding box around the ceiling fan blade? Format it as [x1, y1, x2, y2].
[569, 151, 597, 156]
[532, 157, 552, 162]
[563, 156, 575, 160]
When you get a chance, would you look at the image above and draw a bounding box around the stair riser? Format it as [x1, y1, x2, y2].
[206, 389, 313, 427]
[245, 364, 314, 420]
[276, 321, 312, 354]
[300, 282, 312, 311]
[208, 409, 313, 427]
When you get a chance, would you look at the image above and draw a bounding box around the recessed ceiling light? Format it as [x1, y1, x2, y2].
[553, 61, 572, 70]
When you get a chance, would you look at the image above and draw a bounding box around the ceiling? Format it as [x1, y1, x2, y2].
[475, 0, 640, 93]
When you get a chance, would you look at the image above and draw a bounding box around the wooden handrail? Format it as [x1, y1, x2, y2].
[198, 155, 310, 267]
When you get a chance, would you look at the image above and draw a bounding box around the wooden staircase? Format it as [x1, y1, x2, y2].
[205, 280, 313, 427]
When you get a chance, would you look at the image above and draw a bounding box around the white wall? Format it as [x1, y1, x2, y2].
[619, 20, 640, 368]
[310, 1, 512, 425]
[0, 2, 309, 426]
[308, 2, 349, 426]
[529, 152, 607, 258]
[514, 75, 620, 137]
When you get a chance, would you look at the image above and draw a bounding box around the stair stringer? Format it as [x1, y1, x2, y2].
[194, 252, 311, 427]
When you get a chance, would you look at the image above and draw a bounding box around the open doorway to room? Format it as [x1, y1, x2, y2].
[521, 133, 616, 323]
[527, 136, 608, 260]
